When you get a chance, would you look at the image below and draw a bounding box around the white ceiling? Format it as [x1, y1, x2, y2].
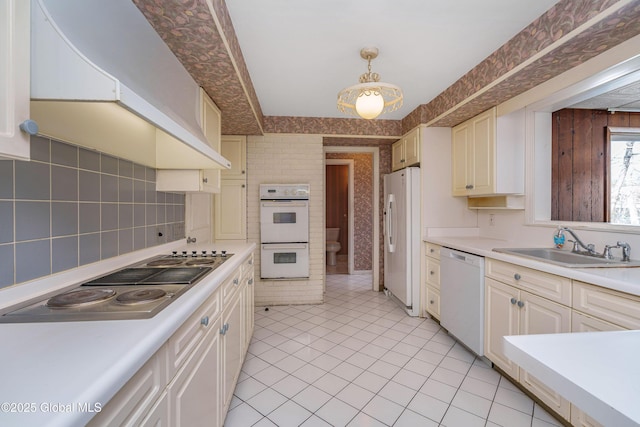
[225, 0, 561, 120]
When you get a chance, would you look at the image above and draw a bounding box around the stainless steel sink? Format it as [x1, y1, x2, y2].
[492, 247, 640, 268]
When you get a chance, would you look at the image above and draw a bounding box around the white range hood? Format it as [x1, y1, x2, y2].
[30, 0, 230, 170]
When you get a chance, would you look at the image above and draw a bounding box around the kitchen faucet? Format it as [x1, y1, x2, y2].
[555, 227, 597, 255]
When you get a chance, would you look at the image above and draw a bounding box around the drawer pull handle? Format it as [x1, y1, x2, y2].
[248, 278, 254, 285]
[514, 273, 521, 280]
[430, 248, 435, 253]
[201, 316, 209, 327]
[233, 278, 239, 285]
[510, 297, 517, 305]
[429, 270, 435, 275]
[220, 323, 229, 335]
[465, 184, 474, 189]
[517, 300, 524, 308]
[430, 300, 435, 304]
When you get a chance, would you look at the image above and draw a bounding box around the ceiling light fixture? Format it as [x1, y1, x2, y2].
[337, 47, 403, 120]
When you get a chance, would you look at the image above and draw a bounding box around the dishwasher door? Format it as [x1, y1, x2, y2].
[440, 247, 485, 356]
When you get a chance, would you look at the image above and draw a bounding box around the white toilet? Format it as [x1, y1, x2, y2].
[326, 228, 341, 266]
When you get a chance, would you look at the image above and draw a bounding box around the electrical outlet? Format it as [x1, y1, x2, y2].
[489, 214, 495, 227]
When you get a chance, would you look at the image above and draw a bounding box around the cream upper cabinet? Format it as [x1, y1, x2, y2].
[215, 136, 247, 241]
[0, 0, 31, 160]
[155, 90, 223, 193]
[392, 127, 420, 171]
[452, 107, 524, 196]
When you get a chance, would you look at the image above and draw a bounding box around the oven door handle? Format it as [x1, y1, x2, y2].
[261, 202, 308, 208]
[262, 243, 308, 250]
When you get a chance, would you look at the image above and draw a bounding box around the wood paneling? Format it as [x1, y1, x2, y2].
[551, 110, 640, 222]
[326, 165, 348, 255]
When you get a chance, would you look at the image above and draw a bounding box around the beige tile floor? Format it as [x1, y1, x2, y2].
[225, 273, 563, 426]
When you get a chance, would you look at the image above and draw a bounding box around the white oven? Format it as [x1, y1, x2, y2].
[260, 184, 310, 279]
[259, 200, 309, 243]
[260, 243, 309, 279]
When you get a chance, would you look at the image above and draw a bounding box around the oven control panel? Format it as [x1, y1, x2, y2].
[260, 184, 310, 200]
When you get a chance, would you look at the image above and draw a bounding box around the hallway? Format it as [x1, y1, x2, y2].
[225, 274, 562, 426]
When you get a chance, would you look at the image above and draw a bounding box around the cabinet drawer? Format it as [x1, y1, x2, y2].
[426, 243, 441, 259]
[572, 281, 640, 329]
[425, 258, 440, 289]
[167, 289, 221, 378]
[88, 345, 167, 426]
[426, 286, 440, 318]
[571, 310, 625, 333]
[223, 267, 243, 305]
[242, 254, 254, 278]
[486, 259, 571, 305]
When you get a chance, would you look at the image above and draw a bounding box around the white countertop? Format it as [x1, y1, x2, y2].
[504, 331, 640, 427]
[425, 235, 640, 297]
[0, 242, 255, 427]
[426, 235, 640, 425]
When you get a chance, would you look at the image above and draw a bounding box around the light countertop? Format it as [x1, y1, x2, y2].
[504, 331, 640, 427]
[0, 242, 255, 427]
[425, 235, 640, 297]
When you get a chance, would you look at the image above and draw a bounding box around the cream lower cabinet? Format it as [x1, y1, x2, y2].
[423, 243, 441, 319]
[168, 316, 221, 426]
[91, 252, 253, 427]
[485, 276, 571, 420]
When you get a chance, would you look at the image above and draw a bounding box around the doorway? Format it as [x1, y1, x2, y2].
[325, 160, 353, 274]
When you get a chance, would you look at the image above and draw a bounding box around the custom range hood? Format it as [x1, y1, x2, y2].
[30, 0, 230, 170]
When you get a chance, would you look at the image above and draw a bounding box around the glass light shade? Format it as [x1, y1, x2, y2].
[355, 90, 384, 119]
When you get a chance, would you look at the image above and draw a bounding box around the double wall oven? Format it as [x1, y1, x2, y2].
[260, 184, 310, 279]
[0, 251, 232, 323]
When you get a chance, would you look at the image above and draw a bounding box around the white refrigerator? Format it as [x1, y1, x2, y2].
[383, 167, 421, 316]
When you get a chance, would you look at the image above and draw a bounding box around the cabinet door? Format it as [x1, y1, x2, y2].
[222, 292, 244, 415]
[471, 109, 495, 195]
[244, 272, 255, 351]
[518, 292, 571, 420]
[0, 0, 31, 161]
[451, 124, 471, 195]
[403, 128, 420, 167]
[391, 139, 405, 171]
[169, 317, 221, 427]
[214, 180, 247, 240]
[140, 392, 169, 427]
[425, 286, 440, 318]
[221, 136, 247, 179]
[484, 278, 519, 378]
[186, 193, 213, 243]
[200, 88, 221, 151]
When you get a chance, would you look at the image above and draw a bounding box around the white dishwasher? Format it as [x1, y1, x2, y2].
[439, 247, 485, 356]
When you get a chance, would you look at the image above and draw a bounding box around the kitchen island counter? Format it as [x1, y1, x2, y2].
[0, 242, 255, 427]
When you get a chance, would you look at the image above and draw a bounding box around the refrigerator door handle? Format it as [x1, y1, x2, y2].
[386, 194, 396, 253]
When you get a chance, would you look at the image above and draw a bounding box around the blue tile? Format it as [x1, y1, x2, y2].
[146, 167, 156, 182]
[145, 204, 156, 225]
[118, 159, 133, 177]
[15, 201, 50, 241]
[133, 227, 145, 250]
[30, 136, 50, 162]
[134, 180, 145, 203]
[118, 229, 133, 255]
[101, 230, 118, 259]
[51, 140, 78, 167]
[166, 204, 175, 222]
[0, 161, 14, 199]
[146, 225, 160, 247]
[79, 233, 100, 265]
[119, 204, 133, 229]
[146, 182, 156, 203]
[51, 202, 78, 237]
[79, 203, 100, 233]
[157, 204, 166, 224]
[101, 203, 118, 231]
[101, 174, 118, 202]
[16, 239, 50, 283]
[52, 236, 78, 273]
[119, 177, 133, 203]
[0, 201, 13, 243]
[51, 165, 78, 201]
[133, 164, 146, 180]
[15, 161, 50, 200]
[134, 204, 145, 227]
[79, 147, 100, 172]
[0, 244, 14, 287]
[157, 192, 166, 204]
[101, 154, 118, 175]
[79, 170, 100, 202]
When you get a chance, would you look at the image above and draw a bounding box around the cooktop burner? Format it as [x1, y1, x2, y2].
[83, 267, 211, 286]
[116, 288, 168, 305]
[46, 289, 116, 308]
[146, 258, 184, 267]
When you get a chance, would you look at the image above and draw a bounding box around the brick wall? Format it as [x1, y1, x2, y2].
[247, 134, 324, 306]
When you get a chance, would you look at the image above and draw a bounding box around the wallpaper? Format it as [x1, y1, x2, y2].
[134, 0, 640, 137]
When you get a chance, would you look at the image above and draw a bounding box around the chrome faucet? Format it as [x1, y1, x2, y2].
[555, 227, 597, 255]
[602, 241, 631, 261]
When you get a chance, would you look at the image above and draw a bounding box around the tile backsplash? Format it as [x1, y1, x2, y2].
[0, 136, 185, 288]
